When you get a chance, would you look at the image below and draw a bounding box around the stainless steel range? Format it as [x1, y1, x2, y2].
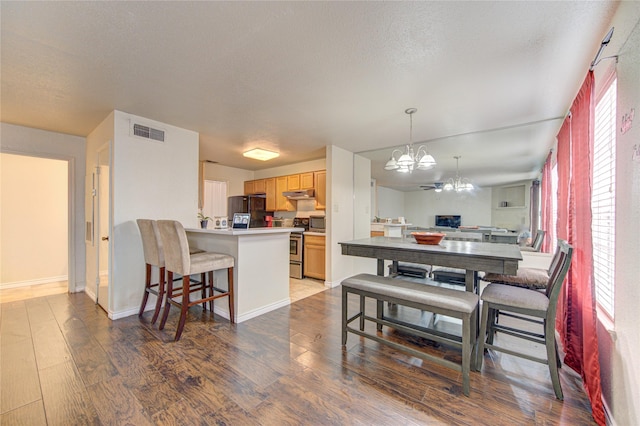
[289, 232, 303, 279]
[290, 218, 309, 279]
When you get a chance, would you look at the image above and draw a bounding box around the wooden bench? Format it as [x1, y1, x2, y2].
[341, 273, 479, 396]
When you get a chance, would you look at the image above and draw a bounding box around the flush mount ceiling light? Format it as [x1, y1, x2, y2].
[384, 108, 436, 173]
[443, 156, 474, 192]
[243, 148, 279, 161]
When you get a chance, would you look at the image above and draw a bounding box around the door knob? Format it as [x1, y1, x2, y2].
[101, 236, 109, 241]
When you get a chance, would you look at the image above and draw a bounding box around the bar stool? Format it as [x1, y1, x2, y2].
[136, 219, 205, 324]
[157, 220, 235, 341]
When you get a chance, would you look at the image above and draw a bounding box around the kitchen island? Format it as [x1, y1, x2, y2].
[186, 227, 303, 323]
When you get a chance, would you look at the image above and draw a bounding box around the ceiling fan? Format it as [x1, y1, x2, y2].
[420, 182, 444, 191]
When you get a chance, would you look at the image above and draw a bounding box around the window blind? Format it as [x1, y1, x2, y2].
[591, 78, 616, 319]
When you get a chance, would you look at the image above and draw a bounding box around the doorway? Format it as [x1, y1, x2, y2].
[96, 146, 111, 312]
[0, 153, 70, 300]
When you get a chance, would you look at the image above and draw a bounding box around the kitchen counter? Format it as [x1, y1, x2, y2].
[188, 227, 304, 235]
[186, 227, 302, 323]
[371, 222, 412, 237]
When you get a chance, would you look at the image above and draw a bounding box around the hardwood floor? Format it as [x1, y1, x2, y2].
[0, 286, 596, 425]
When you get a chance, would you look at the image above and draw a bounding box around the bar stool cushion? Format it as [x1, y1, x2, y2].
[191, 252, 235, 272]
[481, 283, 549, 311]
[483, 267, 549, 290]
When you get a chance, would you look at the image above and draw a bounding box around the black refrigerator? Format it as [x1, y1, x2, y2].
[227, 194, 273, 228]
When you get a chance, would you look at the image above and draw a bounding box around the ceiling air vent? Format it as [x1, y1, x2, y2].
[132, 123, 165, 142]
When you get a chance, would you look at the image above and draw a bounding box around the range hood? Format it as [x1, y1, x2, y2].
[283, 189, 315, 200]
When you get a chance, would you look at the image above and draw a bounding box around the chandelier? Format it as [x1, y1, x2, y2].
[442, 156, 474, 192]
[384, 108, 436, 173]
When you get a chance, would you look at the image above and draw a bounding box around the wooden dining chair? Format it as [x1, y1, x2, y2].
[482, 234, 560, 291]
[157, 220, 234, 341]
[476, 240, 573, 399]
[521, 229, 546, 252]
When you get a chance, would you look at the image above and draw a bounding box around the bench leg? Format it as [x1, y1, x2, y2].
[376, 299, 383, 331]
[359, 295, 365, 331]
[476, 301, 490, 371]
[470, 305, 478, 371]
[462, 312, 471, 397]
[342, 286, 348, 345]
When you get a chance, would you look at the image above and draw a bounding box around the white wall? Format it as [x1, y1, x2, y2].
[253, 158, 326, 180]
[375, 186, 405, 220]
[204, 163, 254, 197]
[597, 5, 640, 425]
[326, 145, 355, 286]
[404, 187, 492, 228]
[1, 154, 68, 286]
[85, 111, 199, 318]
[491, 180, 532, 230]
[85, 112, 114, 302]
[353, 155, 378, 274]
[0, 122, 86, 292]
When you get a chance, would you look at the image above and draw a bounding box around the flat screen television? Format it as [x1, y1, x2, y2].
[435, 215, 461, 228]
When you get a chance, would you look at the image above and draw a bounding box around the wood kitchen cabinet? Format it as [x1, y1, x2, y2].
[304, 234, 325, 280]
[300, 172, 314, 189]
[253, 179, 266, 193]
[244, 179, 266, 195]
[244, 180, 254, 195]
[276, 176, 294, 211]
[265, 177, 276, 211]
[314, 170, 326, 210]
[244, 169, 326, 211]
[287, 174, 301, 190]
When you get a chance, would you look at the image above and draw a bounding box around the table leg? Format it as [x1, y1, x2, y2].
[377, 259, 384, 331]
[465, 270, 478, 293]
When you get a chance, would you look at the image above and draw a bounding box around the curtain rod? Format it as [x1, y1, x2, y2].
[590, 27, 617, 70]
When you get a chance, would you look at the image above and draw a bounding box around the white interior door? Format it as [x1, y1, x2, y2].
[97, 147, 111, 311]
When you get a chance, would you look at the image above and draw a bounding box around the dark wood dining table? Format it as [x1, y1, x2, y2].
[339, 236, 522, 293]
[339, 236, 523, 338]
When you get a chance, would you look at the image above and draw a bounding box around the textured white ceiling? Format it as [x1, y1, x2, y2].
[0, 1, 621, 190]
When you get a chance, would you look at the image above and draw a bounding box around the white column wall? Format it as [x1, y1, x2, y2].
[326, 145, 355, 287]
[109, 111, 199, 318]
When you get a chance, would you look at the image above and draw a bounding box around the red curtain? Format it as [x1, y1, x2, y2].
[540, 152, 554, 253]
[555, 72, 605, 425]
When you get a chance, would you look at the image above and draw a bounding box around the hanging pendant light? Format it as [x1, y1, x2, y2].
[443, 156, 474, 192]
[384, 108, 436, 173]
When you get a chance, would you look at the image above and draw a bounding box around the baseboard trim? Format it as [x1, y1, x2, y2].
[0, 275, 68, 289]
[236, 298, 291, 323]
[84, 287, 97, 303]
[110, 306, 136, 320]
[106, 297, 291, 323]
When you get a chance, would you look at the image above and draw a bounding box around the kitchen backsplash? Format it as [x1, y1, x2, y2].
[274, 200, 326, 220]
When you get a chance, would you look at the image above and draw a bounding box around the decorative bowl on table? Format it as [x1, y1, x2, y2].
[411, 232, 446, 245]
